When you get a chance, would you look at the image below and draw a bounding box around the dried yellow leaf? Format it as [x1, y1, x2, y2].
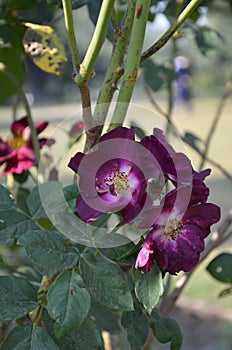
[23, 22, 67, 76]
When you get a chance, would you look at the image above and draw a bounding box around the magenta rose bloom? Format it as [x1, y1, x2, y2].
[69, 127, 148, 224]
[68, 126, 195, 225]
[0, 117, 54, 175]
[135, 186, 220, 274]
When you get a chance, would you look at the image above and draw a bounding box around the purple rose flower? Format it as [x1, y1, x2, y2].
[0, 117, 54, 175]
[68, 126, 197, 226]
[68, 126, 172, 224]
[135, 186, 221, 275]
[69, 127, 144, 224]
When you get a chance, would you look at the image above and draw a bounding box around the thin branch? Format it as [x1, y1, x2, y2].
[141, 0, 203, 62]
[145, 87, 232, 181]
[62, 0, 80, 69]
[184, 138, 232, 181]
[199, 77, 232, 171]
[62, 0, 94, 148]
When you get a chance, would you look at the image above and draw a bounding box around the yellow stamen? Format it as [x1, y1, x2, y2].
[164, 219, 183, 240]
[100, 165, 132, 196]
[7, 135, 26, 150]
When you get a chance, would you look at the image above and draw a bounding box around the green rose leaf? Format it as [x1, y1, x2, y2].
[26, 184, 49, 218]
[0, 184, 15, 209]
[47, 270, 91, 338]
[16, 187, 30, 214]
[183, 132, 202, 152]
[99, 240, 136, 263]
[62, 184, 80, 212]
[132, 262, 164, 314]
[58, 317, 103, 350]
[79, 253, 134, 311]
[71, 0, 89, 9]
[90, 298, 120, 334]
[18, 230, 78, 278]
[151, 317, 183, 350]
[0, 276, 38, 321]
[121, 310, 149, 350]
[141, 60, 164, 92]
[2, 0, 37, 11]
[0, 209, 37, 245]
[206, 252, 232, 283]
[141, 59, 177, 92]
[194, 25, 223, 56]
[28, 182, 79, 220]
[1, 325, 59, 350]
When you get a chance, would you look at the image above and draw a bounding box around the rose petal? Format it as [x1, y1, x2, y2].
[68, 152, 85, 173]
[183, 203, 221, 228]
[76, 195, 103, 223]
[35, 120, 48, 134]
[99, 126, 135, 143]
[11, 117, 28, 135]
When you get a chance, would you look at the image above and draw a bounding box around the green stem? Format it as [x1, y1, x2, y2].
[6, 174, 14, 193]
[0, 63, 40, 167]
[74, 0, 115, 86]
[109, 0, 151, 128]
[28, 170, 38, 185]
[93, 0, 136, 129]
[165, 38, 177, 135]
[111, 8, 119, 30]
[115, 333, 123, 350]
[32, 305, 42, 327]
[141, 0, 203, 62]
[61, 0, 93, 148]
[62, 0, 80, 69]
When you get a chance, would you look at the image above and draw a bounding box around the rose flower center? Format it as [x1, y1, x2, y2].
[7, 135, 26, 150]
[104, 166, 131, 196]
[164, 219, 183, 240]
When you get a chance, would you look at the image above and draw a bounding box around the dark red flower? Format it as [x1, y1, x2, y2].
[135, 186, 220, 274]
[0, 117, 54, 175]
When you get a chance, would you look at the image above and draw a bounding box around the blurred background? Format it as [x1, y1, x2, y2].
[0, 0, 232, 349]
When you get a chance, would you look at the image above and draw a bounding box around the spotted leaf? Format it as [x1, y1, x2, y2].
[23, 22, 67, 76]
